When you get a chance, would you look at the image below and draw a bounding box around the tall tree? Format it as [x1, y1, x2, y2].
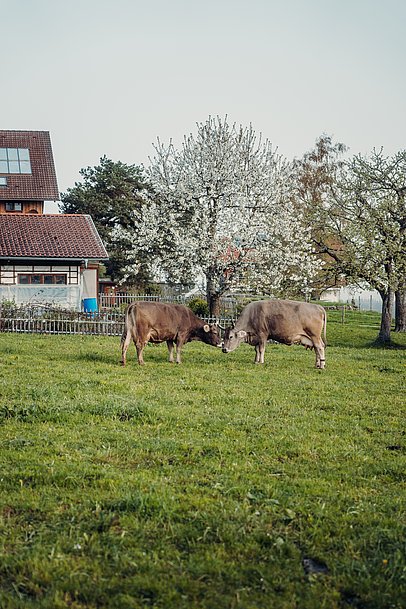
[293, 134, 348, 294]
[118, 117, 320, 316]
[395, 288, 406, 332]
[342, 150, 406, 339]
[60, 156, 151, 284]
[296, 145, 406, 343]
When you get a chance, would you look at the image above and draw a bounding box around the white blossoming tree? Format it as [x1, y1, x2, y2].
[336, 150, 406, 342]
[120, 117, 320, 316]
[300, 146, 406, 343]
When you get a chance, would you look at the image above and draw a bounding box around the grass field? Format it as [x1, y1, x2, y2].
[0, 311, 405, 609]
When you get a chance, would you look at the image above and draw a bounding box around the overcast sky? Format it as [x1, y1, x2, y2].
[3, 0, 405, 212]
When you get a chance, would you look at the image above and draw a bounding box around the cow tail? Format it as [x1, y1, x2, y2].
[323, 308, 327, 347]
[121, 304, 133, 346]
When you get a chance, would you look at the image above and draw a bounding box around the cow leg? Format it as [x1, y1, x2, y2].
[175, 341, 183, 364]
[258, 341, 266, 364]
[297, 335, 325, 369]
[313, 339, 326, 369]
[135, 341, 146, 365]
[167, 340, 175, 363]
[121, 330, 131, 366]
[254, 341, 266, 364]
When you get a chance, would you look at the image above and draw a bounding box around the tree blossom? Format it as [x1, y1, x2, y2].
[118, 117, 321, 315]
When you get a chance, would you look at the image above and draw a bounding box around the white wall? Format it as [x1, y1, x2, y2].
[320, 286, 389, 313]
[43, 201, 61, 214]
[0, 284, 82, 309]
[81, 268, 97, 300]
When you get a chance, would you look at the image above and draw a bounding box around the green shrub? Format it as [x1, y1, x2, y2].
[187, 296, 209, 317]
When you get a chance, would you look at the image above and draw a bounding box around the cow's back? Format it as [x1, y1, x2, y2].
[125, 301, 197, 343]
[240, 299, 324, 343]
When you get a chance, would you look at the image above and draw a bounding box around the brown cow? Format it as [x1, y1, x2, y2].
[222, 299, 327, 368]
[121, 301, 222, 365]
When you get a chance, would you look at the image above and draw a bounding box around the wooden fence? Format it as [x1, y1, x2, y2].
[0, 304, 233, 337]
[0, 308, 123, 336]
[98, 292, 242, 317]
[0, 301, 350, 338]
[99, 293, 186, 309]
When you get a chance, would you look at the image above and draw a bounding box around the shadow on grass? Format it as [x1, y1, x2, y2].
[68, 348, 169, 366]
[71, 352, 116, 364]
[329, 335, 406, 350]
[369, 338, 406, 350]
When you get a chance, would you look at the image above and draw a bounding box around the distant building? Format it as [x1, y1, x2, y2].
[0, 130, 108, 310]
[320, 285, 385, 312]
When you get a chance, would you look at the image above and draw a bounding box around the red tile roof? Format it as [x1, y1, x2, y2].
[0, 131, 59, 201]
[0, 214, 108, 260]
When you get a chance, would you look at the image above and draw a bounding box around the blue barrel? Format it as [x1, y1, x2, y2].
[83, 297, 98, 313]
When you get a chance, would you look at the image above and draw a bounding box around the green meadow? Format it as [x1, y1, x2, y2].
[0, 310, 405, 609]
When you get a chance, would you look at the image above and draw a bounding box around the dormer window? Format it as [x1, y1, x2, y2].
[5, 202, 22, 212]
[0, 148, 32, 174]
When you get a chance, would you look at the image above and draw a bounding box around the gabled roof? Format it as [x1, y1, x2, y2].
[0, 214, 109, 261]
[0, 131, 59, 201]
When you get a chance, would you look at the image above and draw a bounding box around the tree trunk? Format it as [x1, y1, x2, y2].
[208, 293, 221, 318]
[394, 289, 406, 332]
[206, 274, 222, 318]
[377, 289, 393, 344]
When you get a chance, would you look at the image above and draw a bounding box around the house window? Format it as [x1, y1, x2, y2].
[0, 148, 32, 174]
[5, 202, 23, 212]
[0, 177, 7, 186]
[17, 274, 67, 285]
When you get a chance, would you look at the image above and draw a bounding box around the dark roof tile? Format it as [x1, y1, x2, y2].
[0, 131, 59, 201]
[0, 214, 109, 260]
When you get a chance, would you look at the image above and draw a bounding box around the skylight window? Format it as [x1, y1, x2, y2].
[0, 148, 32, 174]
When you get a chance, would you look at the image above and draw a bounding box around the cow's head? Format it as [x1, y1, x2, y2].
[200, 323, 223, 348]
[222, 327, 247, 353]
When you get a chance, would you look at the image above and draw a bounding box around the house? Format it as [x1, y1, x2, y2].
[0, 130, 108, 310]
[320, 285, 384, 313]
[0, 130, 59, 214]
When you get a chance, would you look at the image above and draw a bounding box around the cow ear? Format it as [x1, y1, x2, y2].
[203, 324, 210, 332]
[238, 330, 247, 338]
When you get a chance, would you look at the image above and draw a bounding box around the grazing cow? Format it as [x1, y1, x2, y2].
[222, 299, 327, 368]
[121, 301, 222, 366]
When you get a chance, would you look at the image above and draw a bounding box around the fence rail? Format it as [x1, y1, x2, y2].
[0, 302, 362, 337]
[99, 293, 187, 309]
[0, 317, 125, 336]
[98, 292, 247, 317]
[0, 304, 235, 337]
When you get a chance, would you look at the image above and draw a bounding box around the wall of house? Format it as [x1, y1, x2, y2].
[0, 264, 79, 285]
[0, 201, 44, 214]
[0, 264, 81, 309]
[0, 284, 81, 309]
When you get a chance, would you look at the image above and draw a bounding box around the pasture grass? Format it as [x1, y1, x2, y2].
[0, 310, 405, 608]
